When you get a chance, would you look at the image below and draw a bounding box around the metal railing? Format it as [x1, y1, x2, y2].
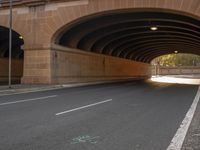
[152, 66, 200, 76]
[0, 0, 45, 7]
[0, 0, 78, 7]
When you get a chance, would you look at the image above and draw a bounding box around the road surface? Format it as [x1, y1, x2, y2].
[0, 80, 198, 150]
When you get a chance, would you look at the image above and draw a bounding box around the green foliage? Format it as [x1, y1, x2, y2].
[152, 53, 200, 67]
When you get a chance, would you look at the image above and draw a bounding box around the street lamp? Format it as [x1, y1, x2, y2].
[9, 0, 13, 88]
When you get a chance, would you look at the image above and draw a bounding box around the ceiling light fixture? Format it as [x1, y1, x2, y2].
[19, 36, 23, 39]
[150, 26, 158, 31]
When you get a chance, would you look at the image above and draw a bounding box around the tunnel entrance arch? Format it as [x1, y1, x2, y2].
[49, 8, 200, 84]
[0, 0, 200, 84]
[0, 26, 24, 84]
[52, 8, 200, 64]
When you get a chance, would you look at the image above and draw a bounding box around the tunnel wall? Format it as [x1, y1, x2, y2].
[0, 58, 23, 84]
[21, 49, 52, 84]
[50, 45, 151, 84]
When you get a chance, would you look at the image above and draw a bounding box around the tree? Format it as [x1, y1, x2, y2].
[152, 53, 200, 67]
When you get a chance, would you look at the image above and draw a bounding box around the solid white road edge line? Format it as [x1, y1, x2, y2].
[167, 86, 200, 150]
[55, 99, 113, 116]
[0, 95, 57, 106]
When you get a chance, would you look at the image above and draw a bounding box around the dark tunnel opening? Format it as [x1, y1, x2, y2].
[57, 9, 200, 63]
[0, 26, 24, 84]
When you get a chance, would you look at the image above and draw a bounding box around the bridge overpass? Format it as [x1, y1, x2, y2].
[0, 0, 200, 84]
[1, 1, 200, 149]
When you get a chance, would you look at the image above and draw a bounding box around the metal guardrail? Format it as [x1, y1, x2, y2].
[0, 0, 44, 7]
[0, 0, 79, 7]
[152, 66, 200, 75]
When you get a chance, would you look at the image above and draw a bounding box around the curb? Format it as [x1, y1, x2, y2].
[0, 79, 142, 96]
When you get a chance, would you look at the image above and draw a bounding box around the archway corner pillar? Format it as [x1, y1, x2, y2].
[21, 45, 53, 84]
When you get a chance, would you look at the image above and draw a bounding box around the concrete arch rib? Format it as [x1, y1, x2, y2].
[113, 38, 200, 57]
[133, 46, 200, 62]
[120, 40, 200, 59]
[55, 8, 200, 63]
[77, 19, 200, 50]
[132, 44, 200, 60]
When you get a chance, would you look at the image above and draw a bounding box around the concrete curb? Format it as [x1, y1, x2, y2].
[0, 79, 142, 96]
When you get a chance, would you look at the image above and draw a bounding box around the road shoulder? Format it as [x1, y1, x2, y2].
[182, 96, 200, 150]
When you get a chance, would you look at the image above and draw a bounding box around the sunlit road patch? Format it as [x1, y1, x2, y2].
[151, 75, 200, 85]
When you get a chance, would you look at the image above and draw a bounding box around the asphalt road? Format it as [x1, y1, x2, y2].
[0, 80, 198, 150]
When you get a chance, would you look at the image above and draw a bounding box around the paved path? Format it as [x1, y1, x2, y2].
[0, 81, 198, 150]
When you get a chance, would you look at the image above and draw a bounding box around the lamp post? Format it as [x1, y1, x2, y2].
[9, 0, 13, 88]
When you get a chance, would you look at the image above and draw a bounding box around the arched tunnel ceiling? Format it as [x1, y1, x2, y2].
[58, 10, 200, 63]
[0, 26, 24, 59]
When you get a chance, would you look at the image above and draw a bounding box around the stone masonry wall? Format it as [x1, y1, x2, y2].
[50, 45, 151, 84]
[0, 58, 23, 84]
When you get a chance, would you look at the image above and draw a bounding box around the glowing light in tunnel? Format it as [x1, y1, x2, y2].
[174, 50, 178, 54]
[150, 26, 158, 31]
[19, 36, 23, 39]
[151, 76, 200, 85]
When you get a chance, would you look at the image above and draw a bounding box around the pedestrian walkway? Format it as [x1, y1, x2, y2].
[0, 80, 130, 96]
[0, 84, 61, 96]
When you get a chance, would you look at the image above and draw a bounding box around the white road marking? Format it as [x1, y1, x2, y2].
[56, 99, 112, 116]
[167, 86, 200, 150]
[0, 95, 57, 106]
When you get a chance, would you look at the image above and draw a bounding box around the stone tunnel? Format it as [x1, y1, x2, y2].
[0, 0, 200, 84]
[0, 26, 23, 84]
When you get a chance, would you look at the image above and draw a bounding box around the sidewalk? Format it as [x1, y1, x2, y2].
[0, 80, 132, 96]
[0, 84, 62, 96]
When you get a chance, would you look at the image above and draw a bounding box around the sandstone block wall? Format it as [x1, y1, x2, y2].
[50, 45, 151, 84]
[0, 58, 23, 84]
[21, 50, 51, 84]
